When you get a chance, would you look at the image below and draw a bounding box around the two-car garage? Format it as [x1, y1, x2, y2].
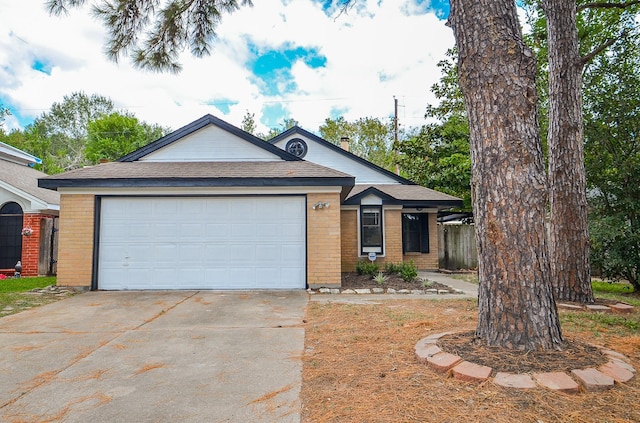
[96, 196, 306, 290]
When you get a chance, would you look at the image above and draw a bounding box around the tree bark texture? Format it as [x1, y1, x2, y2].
[543, 0, 594, 303]
[448, 0, 564, 350]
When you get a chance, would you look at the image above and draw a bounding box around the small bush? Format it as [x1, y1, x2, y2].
[356, 260, 380, 277]
[384, 262, 402, 274]
[399, 261, 418, 282]
[373, 272, 388, 285]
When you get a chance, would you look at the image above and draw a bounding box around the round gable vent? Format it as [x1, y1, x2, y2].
[285, 138, 308, 158]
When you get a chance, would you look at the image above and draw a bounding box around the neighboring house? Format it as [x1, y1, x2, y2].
[39, 114, 461, 290]
[0, 142, 60, 276]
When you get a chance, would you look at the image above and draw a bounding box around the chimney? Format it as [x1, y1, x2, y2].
[340, 136, 350, 152]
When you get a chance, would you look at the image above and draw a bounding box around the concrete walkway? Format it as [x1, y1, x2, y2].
[420, 271, 478, 297]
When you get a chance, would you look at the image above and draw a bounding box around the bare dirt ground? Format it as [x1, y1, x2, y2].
[301, 297, 640, 423]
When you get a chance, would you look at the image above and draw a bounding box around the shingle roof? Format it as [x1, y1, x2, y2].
[344, 184, 462, 208]
[39, 161, 355, 189]
[0, 160, 60, 206]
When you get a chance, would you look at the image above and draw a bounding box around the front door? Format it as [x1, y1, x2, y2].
[0, 202, 23, 269]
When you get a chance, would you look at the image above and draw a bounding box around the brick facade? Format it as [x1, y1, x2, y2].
[56, 194, 95, 287]
[20, 213, 55, 276]
[307, 192, 342, 288]
[340, 209, 358, 272]
[340, 207, 440, 272]
[403, 213, 439, 270]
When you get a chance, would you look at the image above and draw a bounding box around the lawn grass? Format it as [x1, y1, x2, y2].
[0, 276, 60, 317]
[0, 276, 56, 293]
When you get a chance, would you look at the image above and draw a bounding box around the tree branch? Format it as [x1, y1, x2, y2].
[577, 0, 640, 12]
[581, 36, 618, 66]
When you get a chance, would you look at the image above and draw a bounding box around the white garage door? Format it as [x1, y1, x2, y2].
[97, 197, 306, 290]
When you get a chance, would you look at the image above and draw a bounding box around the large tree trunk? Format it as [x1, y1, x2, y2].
[544, 0, 594, 303]
[448, 0, 564, 350]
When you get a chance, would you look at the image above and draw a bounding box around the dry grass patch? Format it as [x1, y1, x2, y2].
[302, 299, 640, 423]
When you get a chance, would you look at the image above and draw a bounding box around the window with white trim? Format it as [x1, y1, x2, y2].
[361, 206, 383, 254]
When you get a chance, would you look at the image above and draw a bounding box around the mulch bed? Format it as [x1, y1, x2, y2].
[341, 272, 454, 292]
[437, 330, 608, 374]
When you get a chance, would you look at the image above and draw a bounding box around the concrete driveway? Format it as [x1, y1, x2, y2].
[0, 290, 308, 423]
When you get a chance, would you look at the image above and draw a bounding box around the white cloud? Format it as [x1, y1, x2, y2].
[0, 0, 454, 135]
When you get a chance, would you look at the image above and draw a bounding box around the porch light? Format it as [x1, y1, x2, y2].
[312, 201, 330, 210]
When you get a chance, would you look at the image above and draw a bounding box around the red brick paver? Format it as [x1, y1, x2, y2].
[599, 361, 635, 383]
[452, 361, 492, 382]
[493, 372, 536, 389]
[414, 343, 442, 365]
[609, 303, 634, 314]
[426, 352, 463, 372]
[586, 304, 611, 313]
[571, 368, 615, 391]
[533, 372, 580, 393]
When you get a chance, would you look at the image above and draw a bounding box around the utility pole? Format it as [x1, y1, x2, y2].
[394, 96, 400, 175]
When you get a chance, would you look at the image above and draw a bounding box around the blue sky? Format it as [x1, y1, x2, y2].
[0, 0, 454, 134]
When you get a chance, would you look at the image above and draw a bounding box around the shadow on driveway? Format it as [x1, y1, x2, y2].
[0, 290, 307, 422]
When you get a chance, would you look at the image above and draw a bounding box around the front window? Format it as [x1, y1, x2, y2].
[361, 206, 383, 254]
[402, 213, 430, 253]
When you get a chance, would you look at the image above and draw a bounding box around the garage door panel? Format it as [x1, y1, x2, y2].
[178, 244, 204, 262]
[204, 224, 231, 239]
[204, 268, 230, 282]
[255, 244, 280, 261]
[231, 267, 256, 284]
[231, 223, 256, 239]
[98, 197, 305, 290]
[257, 223, 279, 239]
[230, 244, 254, 261]
[150, 244, 178, 263]
[179, 223, 204, 238]
[204, 244, 228, 261]
[282, 244, 305, 261]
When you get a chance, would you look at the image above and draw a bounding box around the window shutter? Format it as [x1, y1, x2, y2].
[420, 214, 430, 254]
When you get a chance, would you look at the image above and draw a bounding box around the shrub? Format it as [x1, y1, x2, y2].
[356, 260, 380, 277]
[399, 261, 418, 282]
[384, 262, 402, 274]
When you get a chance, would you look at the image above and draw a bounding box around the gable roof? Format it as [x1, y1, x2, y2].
[344, 184, 462, 209]
[269, 126, 416, 185]
[0, 160, 60, 208]
[120, 114, 302, 162]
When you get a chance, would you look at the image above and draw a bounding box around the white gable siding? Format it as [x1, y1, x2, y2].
[273, 135, 399, 184]
[142, 125, 281, 162]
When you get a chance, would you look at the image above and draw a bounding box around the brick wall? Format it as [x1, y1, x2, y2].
[340, 208, 440, 272]
[20, 214, 53, 276]
[307, 192, 342, 288]
[403, 213, 439, 270]
[381, 209, 403, 265]
[57, 194, 95, 287]
[341, 207, 405, 271]
[340, 209, 358, 272]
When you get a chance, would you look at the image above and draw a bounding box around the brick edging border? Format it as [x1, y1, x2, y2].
[415, 332, 636, 393]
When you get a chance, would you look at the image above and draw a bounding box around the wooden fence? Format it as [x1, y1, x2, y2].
[38, 217, 59, 276]
[438, 223, 477, 270]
